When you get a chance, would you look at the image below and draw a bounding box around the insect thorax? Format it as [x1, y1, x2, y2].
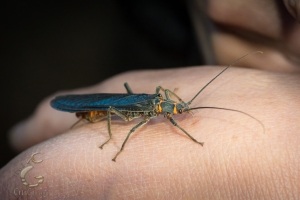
[158, 100, 178, 114]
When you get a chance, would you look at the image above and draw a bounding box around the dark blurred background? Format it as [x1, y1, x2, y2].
[1, 1, 203, 168]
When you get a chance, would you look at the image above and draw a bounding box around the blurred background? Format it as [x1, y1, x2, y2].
[1, 1, 204, 168]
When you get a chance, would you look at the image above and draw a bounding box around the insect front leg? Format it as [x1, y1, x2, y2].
[99, 107, 133, 149]
[168, 116, 204, 146]
[156, 86, 183, 102]
[112, 117, 150, 162]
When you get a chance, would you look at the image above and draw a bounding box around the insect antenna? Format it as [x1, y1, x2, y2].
[187, 51, 263, 106]
[189, 106, 265, 133]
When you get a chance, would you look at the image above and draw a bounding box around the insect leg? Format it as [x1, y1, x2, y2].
[110, 107, 133, 121]
[124, 82, 134, 94]
[100, 107, 133, 149]
[99, 108, 113, 149]
[156, 86, 183, 102]
[70, 118, 85, 129]
[112, 117, 150, 162]
[169, 117, 204, 146]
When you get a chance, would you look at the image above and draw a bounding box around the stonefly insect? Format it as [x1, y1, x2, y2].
[51, 51, 264, 162]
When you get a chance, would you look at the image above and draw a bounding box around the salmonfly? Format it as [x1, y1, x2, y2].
[50, 51, 264, 161]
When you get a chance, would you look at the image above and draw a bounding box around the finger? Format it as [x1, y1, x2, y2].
[8, 71, 156, 151]
[8, 85, 103, 151]
[284, 0, 300, 22]
[199, 0, 300, 72]
[9, 94, 78, 151]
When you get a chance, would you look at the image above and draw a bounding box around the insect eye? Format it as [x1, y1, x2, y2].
[157, 93, 162, 98]
[179, 109, 183, 114]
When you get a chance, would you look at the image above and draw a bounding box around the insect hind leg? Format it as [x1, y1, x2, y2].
[70, 118, 85, 129]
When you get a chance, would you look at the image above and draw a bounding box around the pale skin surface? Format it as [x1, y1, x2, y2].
[200, 0, 300, 71]
[2, 0, 300, 199]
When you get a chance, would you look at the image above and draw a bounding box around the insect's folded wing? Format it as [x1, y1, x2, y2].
[50, 93, 158, 112]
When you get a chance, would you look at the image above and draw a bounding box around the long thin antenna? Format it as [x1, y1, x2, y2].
[187, 51, 263, 105]
[189, 106, 265, 133]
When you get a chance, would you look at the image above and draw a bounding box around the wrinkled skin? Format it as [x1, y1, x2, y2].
[1, 0, 300, 199]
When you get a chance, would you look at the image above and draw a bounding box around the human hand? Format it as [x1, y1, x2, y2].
[2, 66, 299, 199]
[191, 0, 300, 72]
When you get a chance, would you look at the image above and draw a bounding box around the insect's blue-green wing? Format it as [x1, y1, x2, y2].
[50, 93, 159, 112]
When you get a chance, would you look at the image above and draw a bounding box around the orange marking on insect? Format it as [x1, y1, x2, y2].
[89, 111, 94, 118]
[158, 100, 163, 112]
[173, 103, 178, 114]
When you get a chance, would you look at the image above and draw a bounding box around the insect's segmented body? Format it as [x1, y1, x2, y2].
[53, 93, 162, 122]
[51, 51, 264, 162]
[51, 84, 199, 161]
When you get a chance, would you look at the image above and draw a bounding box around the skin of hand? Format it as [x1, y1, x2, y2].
[192, 0, 300, 72]
[2, 0, 300, 198]
[2, 66, 300, 199]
